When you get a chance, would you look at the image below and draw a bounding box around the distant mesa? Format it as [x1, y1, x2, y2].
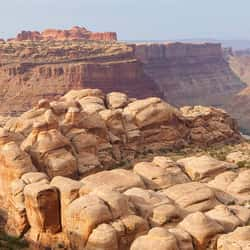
[7, 26, 117, 42]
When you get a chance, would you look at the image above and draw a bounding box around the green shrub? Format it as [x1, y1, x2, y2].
[0, 231, 28, 250]
[237, 160, 250, 168]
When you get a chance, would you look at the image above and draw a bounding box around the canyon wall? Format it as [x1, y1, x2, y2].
[135, 42, 245, 107]
[0, 40, 160, 115]
[225, 53, 250, 133]
[0, 34, 247, 126]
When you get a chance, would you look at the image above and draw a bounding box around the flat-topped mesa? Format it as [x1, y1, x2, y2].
[12, 26, 117, 42]
[16, 31, 41, 41]
[0, 39, 160, 115]
[135, 42, 245, 108]
[135, 42, 223, 63]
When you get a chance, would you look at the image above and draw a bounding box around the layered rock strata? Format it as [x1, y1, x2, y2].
[9, 26, 117, 42]
[0, 40, 159, 115]
[135, 42, 245, 107]
[226, 54, 250, 133]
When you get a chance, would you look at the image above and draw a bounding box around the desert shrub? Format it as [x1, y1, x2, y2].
[0, 231, 28, 250]
[237, 160, 250, 168]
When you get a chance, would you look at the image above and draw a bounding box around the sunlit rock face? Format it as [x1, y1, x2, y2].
[0, 88, 247, 249]
[0, 37, 160, 115]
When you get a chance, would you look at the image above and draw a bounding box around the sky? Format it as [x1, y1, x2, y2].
[0, 0, 250, 41]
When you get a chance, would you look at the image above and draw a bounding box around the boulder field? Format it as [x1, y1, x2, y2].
[0, 88, 248, 249]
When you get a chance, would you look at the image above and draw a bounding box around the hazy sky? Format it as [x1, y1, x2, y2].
[1, 0, 250, 40]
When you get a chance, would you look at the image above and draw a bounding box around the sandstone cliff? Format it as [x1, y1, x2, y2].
[0, 40, 159, 115]
[228, 54, 250, 86]
[0, 37, 246, 119]
[0, 88, 248, 250]
[135, 42, 245, 107]
[222, 54, 250, 133]
[11, 26, 117, 42]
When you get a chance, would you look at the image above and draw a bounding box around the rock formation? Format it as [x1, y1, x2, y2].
[0, 33, 247, 122]
[0, 88, 247, 249]
[11, 26, 117, 42]
[225, 53, 250, 133]
[0, 39, 160, 115]
[135, 42, 245, 107]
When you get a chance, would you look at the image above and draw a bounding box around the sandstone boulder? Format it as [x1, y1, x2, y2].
[0, 141, 36, 199]
[24, 182, 61, 234]
[111, 215, 149, 249]
[78, 96, 106, 114]
[125, 187, 182, 226]
[217, 226, 250, 250]
[228, 205, 250, 225]
[168, 228, 194, 250]
[61, 89, 104, 103]
[177, 155, 235, 181]
[130, 227, 179, 250]
[181, 105, 241, 145]
[205, 205, 243, 232]
[227, 170, 250, 204]
[5, 172, 49, 237]
[90, 187, 130, 220]
[21, 127, 78, 178]
[207, 171, 238, 204]
[65, 194, 113, 248]
[162, 182, 219, 213]
[226, 151, 249, 163]
[179, 212, 224, 249]
[106, 92, 128, 109]
[99, 109, 126, 139]
[85, 223, 118, 250]
[21, 172, 49, 184]
[80, 169, 145, 194]
[5, 179, 28, 236]
[133, 157, 189, 190]
[51, 176, 83, 228]
[5, 108, 57, 136]
[123, 97, 179, 129]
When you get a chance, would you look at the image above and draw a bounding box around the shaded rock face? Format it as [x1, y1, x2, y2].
[135, 42, 245, 108]
[11, 26, 117, 42]
[226, 54, 250, 133]
[0, 40, 160, 115]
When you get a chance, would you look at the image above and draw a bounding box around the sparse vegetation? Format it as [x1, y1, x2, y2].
[237, 160, 250, 168]
[128, 141, 250, 164]
[0, 231, 28, 250]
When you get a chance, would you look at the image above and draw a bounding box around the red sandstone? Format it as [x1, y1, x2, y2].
[10, 26, 117, 42]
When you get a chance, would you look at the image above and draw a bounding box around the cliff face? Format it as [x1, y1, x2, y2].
[226, 87, 250, 133]
[0, 40, 160, 115]
[135, 42, 245, 107]
[228, 54, 250, 86]
[226, 54, 250, 133]
[10, 26, 117, 42]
